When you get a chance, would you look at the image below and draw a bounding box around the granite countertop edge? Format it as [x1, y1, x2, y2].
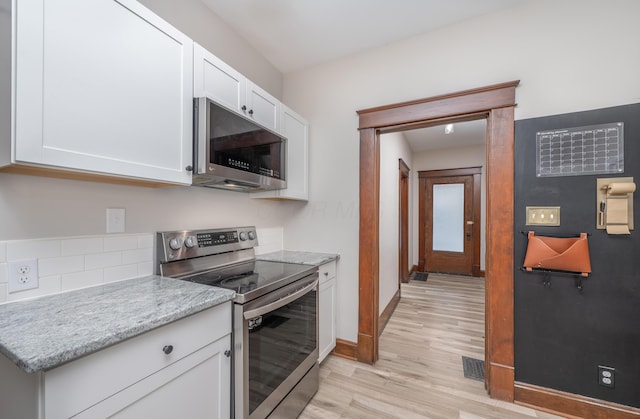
[256, 250, 340, 266]
[0, 276, 235, 374]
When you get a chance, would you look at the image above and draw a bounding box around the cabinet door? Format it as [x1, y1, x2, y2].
[15, 0, 193, 184]
[77, 335, 231, 419]
[193, 43, 246, 112]
[253, 105, 309, 200]
[246, 80, 280, 132]
[318, 262, 337, 363]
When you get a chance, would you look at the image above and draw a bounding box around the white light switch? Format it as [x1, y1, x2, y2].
[106, 208, 126, 233]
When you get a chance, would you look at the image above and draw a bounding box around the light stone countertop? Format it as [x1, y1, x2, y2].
[257, 250, 339, 266]
[0, 276, 234, 373]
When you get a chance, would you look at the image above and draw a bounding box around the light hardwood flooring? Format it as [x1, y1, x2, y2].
[300, 274, 564, 419]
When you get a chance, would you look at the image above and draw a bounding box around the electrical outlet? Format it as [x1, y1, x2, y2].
[598, 365, 615, 388]
[106, 208, 126, 233]
[8, 259, 39, 293]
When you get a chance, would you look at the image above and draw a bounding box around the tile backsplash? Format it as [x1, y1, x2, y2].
[0, 233, 154, 303]
[0, 227, 283, 304]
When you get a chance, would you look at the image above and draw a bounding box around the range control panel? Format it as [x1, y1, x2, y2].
[156, 227, 258, 264]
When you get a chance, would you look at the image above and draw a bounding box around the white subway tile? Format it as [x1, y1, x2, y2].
[61, 270, 104, 291]
[85, 252, 122, 270]
[0, 243, 6, 262]
[104, 264, 139, 283]
[7, 240, 61, 261]
[137, 261, 154, 276]
[104, 236, 138, 252]
[62, 237, 104, 256]
[0, 263, 6, 284]
[138, 234, 154, 249]
[0, 284, 6, 303]
[122, 248, 152, 265]
[7, 275, 61, 302]
[39, 256, 84, 277]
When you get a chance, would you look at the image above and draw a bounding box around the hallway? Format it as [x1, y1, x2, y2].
[301, 275, 562, 418]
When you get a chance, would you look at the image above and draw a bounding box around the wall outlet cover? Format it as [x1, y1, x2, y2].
[8, 259, 39, 293]
[106, 208, 126, 233]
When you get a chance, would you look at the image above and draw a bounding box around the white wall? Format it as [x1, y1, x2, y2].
[412, 145, 486, 270]
[282, 0, 640, 343]
[379, 132, 413, 315]
[139, 0, 282, 99]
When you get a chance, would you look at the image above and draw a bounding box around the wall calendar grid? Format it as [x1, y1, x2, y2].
[536, 122, 624, 177]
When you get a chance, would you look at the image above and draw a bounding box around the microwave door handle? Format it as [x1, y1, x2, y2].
[243, 279, 318, 320]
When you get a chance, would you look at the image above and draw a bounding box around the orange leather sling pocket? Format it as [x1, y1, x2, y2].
[523, 231, 592, 277]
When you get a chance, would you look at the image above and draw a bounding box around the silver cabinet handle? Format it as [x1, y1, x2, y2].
[244, 279, 318, 320]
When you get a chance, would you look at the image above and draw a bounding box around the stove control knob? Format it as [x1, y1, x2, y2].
[184, 236, 197, 248]
[248, 231, 256, 240]
[168, 238, 183, 250]
[239, 232, 248, 241]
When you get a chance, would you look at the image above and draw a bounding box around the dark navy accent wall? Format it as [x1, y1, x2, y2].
[514, 103, 640, 408]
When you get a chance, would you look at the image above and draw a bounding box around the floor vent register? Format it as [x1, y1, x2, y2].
[462, 356, 485, 381]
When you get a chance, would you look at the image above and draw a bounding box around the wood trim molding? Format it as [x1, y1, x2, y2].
[379, 289, 400, 336]
[332, 339, 358, 362]
[485, 106, 515, 401]
[357, 81, 519, 399]
[418, 166, 482, 178]
[515, 382, 640, 419]
[357, 81, 520, 130]
[358, 127, 379, 364]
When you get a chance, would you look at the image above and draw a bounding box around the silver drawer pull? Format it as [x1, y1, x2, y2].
[162, 345, 174, 355]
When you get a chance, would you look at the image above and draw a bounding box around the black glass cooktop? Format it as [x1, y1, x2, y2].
[184, 260, 315, 304]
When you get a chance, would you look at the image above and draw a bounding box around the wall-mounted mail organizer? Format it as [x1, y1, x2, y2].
[596, 177, 635, 235]
[520, 231, 592, 291]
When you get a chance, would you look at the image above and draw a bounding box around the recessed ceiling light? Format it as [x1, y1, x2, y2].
[444, 124, 454, 134]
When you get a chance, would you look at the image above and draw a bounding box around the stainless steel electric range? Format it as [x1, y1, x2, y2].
[156, 227, 319, 419]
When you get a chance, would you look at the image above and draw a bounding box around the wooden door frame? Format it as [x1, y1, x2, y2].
[418, 167, 482, 277]
[399, 159, 410, 284]
[355, 81, 518, 402]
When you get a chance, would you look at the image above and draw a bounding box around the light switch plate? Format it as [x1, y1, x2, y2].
[526, 206, 560, 226]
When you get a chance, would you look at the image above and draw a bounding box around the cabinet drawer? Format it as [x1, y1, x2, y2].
[44, 303, 231, 419]
[319, 261, 336, 283]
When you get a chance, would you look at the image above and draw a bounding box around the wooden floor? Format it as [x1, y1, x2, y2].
[300, 274, 564, 419]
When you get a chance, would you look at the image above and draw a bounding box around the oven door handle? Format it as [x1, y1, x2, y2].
[243, 279, 318, 319]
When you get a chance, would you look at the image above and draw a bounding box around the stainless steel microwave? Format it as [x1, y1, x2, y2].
[192, 97, 287, 191]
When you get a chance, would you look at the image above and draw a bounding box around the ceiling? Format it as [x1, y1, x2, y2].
[200, 0, 527, 73]
[401, 119, 486, 153]
[199, 1, 515, 151]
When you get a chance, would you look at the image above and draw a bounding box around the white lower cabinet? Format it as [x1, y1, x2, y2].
[0, 303, 232, 419]
[318, 261, 337, 363]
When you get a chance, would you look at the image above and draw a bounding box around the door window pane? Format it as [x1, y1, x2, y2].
[433, 183, 464, 252]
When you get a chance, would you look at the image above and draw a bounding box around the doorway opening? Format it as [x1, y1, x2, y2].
[355, 81, 519, 401]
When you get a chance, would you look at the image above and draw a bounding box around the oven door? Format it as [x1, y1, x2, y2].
[234, 273, 318, 419]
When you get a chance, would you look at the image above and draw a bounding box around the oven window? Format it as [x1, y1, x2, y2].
[247, 289, 316, 414]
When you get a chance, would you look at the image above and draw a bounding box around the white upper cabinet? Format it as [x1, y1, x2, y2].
[253, 104, 309, 201]
[193, 44, 280, 132]
[11, 0, 194, 184]
[246, 81, 281, 132]
[193, 43, 246, 112]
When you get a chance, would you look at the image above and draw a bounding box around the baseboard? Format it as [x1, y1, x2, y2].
[410, 265, 419, 273]
[332, 339, 358, 361]
[515, 381, 640, 419]
[378, 289, 400, 336]
[472, 264, 485, 277]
